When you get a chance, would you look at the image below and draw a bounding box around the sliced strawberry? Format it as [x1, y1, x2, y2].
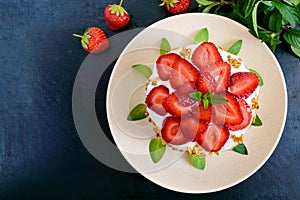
[212, 92, 243, 126]
[174, 82, 197, 107]
[200, 61, 231, 93]
[162, 93, 192, 118]
[191, 103, 212, 123]
[176, 81, 197, 96]
[180, 117, 208, 142]
[227, 98, 252, 131]
[197, 72, 217, 94]
[191, 42, 223, 69]
[161, 116, 189, 145]
[145, 85, 169, 116]
[169, 58, 199, 89]
[230, 72, 259, 98]
[156, 53, 181, 81]
[197, 124, 229, 152]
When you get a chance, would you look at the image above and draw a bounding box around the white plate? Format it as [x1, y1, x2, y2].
[106, 13, 287, 193]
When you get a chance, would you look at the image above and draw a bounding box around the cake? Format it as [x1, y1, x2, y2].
[145, 42, 260, 155]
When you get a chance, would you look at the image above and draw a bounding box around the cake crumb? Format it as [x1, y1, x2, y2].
[227, 55, 241, 68]
[180, 47, 192, 59]
[232, 134, 245, 144]
[151, 77, 160, 86]
[251, 95, 259, 110]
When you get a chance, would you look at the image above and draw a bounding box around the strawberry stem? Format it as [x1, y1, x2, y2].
[73, 34, 83, 39]
[119, 0, 124, 6]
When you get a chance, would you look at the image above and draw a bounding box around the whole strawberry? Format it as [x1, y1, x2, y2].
[160, 0, 191, 14]
[73, 27, 109, 53]
[104, 0, 130, 31]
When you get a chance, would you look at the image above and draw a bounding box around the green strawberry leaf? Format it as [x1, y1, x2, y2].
[252, 114, 263, 126]
[189, 154, 206, 170]
[194, 28, 209, 44]
[232, 143, 248, 155]
[127, 103, 147, 121]
[160, 38, 171, 55]
[227, 40, 243, 55]
[132, 64, 152, 79]
[249, 68, 264, 86]
[149, 137, 166, 163]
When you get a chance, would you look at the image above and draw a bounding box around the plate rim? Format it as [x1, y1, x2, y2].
[106, 13, 288, 193]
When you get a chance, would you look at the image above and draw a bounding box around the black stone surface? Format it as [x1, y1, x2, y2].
[0, 0, 299, 199]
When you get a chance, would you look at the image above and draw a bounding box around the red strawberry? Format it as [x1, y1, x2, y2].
[161, 116, 189, 145]
[212, 92, 243, 126]
[227, 98, 252, 131]
[196, 72, 217, 94]
[174, 82, 197, 106]
[156, 53, 181, 80]
[197, 124, 229, 152]
[191, 103, 212, 123]
[160, 0, 191, 14]
[162, 93, 192, 118]
[169, 58, 199, 89]
[191, 42, 222, 69]
[145, 85, 169, 116]
[180, 117, 208, 141]
[73, 27, 109, 53]
[230, 72, 259, 98]
[104, 0, 130, 31]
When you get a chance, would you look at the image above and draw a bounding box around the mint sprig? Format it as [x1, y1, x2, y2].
[196, 0, 300, 58]
[189, 154, 206, 170]
[194, 28, 209, 44]
[149, 137, 166, 163]
[160, 38, 171, 55]
[227, 40, 243, 55]
[132, 64, 152, 79]
[127, 103, 147, 121]
[232, 143, 248, 155]
[189, 91, 228, 110]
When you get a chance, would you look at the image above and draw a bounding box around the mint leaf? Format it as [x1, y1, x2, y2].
[249, 68, 264, 86]
[160, 38, 171, 55]
[283, 28, 300, 49]
[189, 154, 206, 170]
[127, 104, 147, 121]
[210, 94, 228, 104]
[149, 138, 166, 163]
[252, 1, 261, 37]
[245, 0, 259, 17]
[132, 64, 152, 79]
[189, 91, 202, 101]
[291, 46, 300, 57]
[252, 114, 263, 126]
[227, 40, 243, 55]
[196, 0, 214, 6]
[269, 10, 283, 32]
[233, 143, 248, 155]
[194, 28, 209, 44]
[272, 1, 300, 27]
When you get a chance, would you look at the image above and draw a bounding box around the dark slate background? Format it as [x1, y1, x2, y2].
[0, 0, 299, 199]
